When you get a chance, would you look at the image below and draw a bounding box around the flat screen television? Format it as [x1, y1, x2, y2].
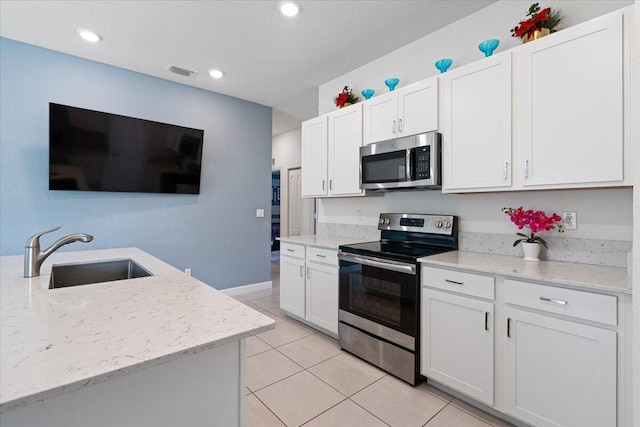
[49, 103, 204, 194]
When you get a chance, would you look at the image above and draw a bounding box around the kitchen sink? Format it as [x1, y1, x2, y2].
[49, 259, 153, 289]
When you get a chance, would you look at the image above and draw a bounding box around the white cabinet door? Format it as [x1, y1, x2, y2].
[301, 115, 328, 197]
[397, 78, 438, 137]
[328, 104, 364, 196]
[518, 12, 623, 187]
[421, 289, 494, 405]
[280, 256, 306, 318]
[305, 261, 339, 335]
[363, 91, 397, 144]
[503, 308, 616, 427]
[442, 52, 512, 192]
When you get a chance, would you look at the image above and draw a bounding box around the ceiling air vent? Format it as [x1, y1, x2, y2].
[166, 64, 198, 78]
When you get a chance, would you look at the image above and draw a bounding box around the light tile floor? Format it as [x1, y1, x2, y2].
[232, 257, 514, 427]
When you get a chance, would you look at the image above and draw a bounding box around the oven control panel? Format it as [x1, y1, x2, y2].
[378, 213, 455, 235]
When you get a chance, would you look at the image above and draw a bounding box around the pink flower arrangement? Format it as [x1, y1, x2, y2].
[502, 207, 564, 248]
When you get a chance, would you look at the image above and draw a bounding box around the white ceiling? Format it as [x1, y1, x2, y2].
[0, 0, 496, 135]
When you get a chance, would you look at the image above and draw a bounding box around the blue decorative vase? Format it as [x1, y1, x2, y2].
[361, 89, 375, 100]
[384, 78, 400, 91]
[434, 58, 453, 73]
[478, 39, 500, 57]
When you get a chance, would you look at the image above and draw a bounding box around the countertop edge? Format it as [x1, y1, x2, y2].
[0, 322, 274, 413]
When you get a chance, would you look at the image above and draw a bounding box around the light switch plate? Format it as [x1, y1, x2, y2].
[256, 208, 265, 218]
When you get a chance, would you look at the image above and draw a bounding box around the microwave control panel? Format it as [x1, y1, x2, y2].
[413, 146, 431, 179]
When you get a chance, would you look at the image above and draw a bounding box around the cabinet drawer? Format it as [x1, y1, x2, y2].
[307, 247, 338, 266]
[281, 242, 305, 259]
[504, 280, 617, 326]
[422, 266, 495, 300]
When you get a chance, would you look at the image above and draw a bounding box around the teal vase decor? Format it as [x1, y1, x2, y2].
[434, 58, 453, 73]
[384, 78, 400, 91]
[361, 88, 375, 100]
[478, 39, 500, 57]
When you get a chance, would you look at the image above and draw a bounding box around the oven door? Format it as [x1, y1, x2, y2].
[338, 252, 418, 349]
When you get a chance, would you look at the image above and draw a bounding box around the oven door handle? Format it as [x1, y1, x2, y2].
[338, 253, 416, 275]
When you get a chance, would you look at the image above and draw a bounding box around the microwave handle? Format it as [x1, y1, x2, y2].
[406, 149, 413, 181]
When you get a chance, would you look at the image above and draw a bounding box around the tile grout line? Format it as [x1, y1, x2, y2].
[252, 390, 289, 427]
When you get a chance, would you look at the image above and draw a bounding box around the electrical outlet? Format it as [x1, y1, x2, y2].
[185, 268, 192, 276]
[256, 208, 264, 218]
[562, 212, 577, 230]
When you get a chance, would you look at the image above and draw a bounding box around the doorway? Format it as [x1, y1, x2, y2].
[271, 170, 281, 253]
[287, 167, 315, 236]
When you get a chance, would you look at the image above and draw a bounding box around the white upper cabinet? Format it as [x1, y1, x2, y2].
[301, 115, 328, 197]
[328, 104, 364, 196]
[363, 78, 438, 144]
[517, 12, 624, 188]
[442, 52, 512, 192]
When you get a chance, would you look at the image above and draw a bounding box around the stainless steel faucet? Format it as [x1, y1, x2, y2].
[24, 226, 94, 278]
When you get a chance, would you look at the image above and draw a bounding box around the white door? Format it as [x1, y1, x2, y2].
[518, 12, 623, 187]
[442, 52, 512, 192]
[305, 261, 339, 335]
[503, 308, 617, 427]
[363, 91, 397, 144]
[301, 115, 328, 197]
[421, 289, 494, 405]
[288, 168, 314, 236]
[280, 256, 306, 318]
[328, 104, 364, 196]
[397, 78, 439, 137]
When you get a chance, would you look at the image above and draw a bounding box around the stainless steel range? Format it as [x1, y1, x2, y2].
[338, 213, 457, 385]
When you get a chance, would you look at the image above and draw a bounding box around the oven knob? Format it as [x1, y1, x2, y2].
[379, 218, 385, 224]
[384, 218, 391, 225]
[435, 220, 443, 228]
[444, 221, 452, 229]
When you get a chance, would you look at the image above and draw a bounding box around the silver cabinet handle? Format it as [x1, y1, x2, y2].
[299, 265, 304, 277]
[306, 267, 310, 279]
[286, 248, 295, 252]
[524, 160, 529, 179]
[329, 179, 333, 190]
[315, 254, 326, 258]
[322, 180, 326, 191]
[392, 120, 396, 134]
[445, 279, 464, 285]
[540, 297, 568, 306]
[398, 118, 403, 132]
[503, 161, 508, 180]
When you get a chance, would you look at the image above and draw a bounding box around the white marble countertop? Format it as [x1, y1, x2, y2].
[0, 248, 275, 413]
[278, 235, 371, 250]
[419, 250, 631, 294]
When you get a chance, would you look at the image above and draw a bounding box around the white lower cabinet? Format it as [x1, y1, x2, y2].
[305, 260, 339, 334]
[421, 288, 494, 405]
[280, 243, 339, 336]
[280, 254, 306, 318]
[503, 308, 616, 427]
[420, 264, 624, 426]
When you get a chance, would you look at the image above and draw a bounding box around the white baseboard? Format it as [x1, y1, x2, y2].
[221, 281, 273, 296]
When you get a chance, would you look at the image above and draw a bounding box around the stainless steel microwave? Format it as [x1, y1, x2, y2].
[360, 132, 441, 191]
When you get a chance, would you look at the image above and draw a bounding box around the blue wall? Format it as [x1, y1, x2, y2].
[0, 38, 273, 290]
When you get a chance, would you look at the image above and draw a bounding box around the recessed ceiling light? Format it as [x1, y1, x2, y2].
[279, 1, 301, 17]
[77, 28, 102, 43]
[209, 69, 225, 79]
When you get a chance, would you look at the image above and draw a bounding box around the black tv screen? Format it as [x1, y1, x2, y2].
[49, 103, 204, 194]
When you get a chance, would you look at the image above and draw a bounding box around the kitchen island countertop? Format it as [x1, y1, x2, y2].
[0, 247, 275, 413]
[419, 250, 631, 294]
